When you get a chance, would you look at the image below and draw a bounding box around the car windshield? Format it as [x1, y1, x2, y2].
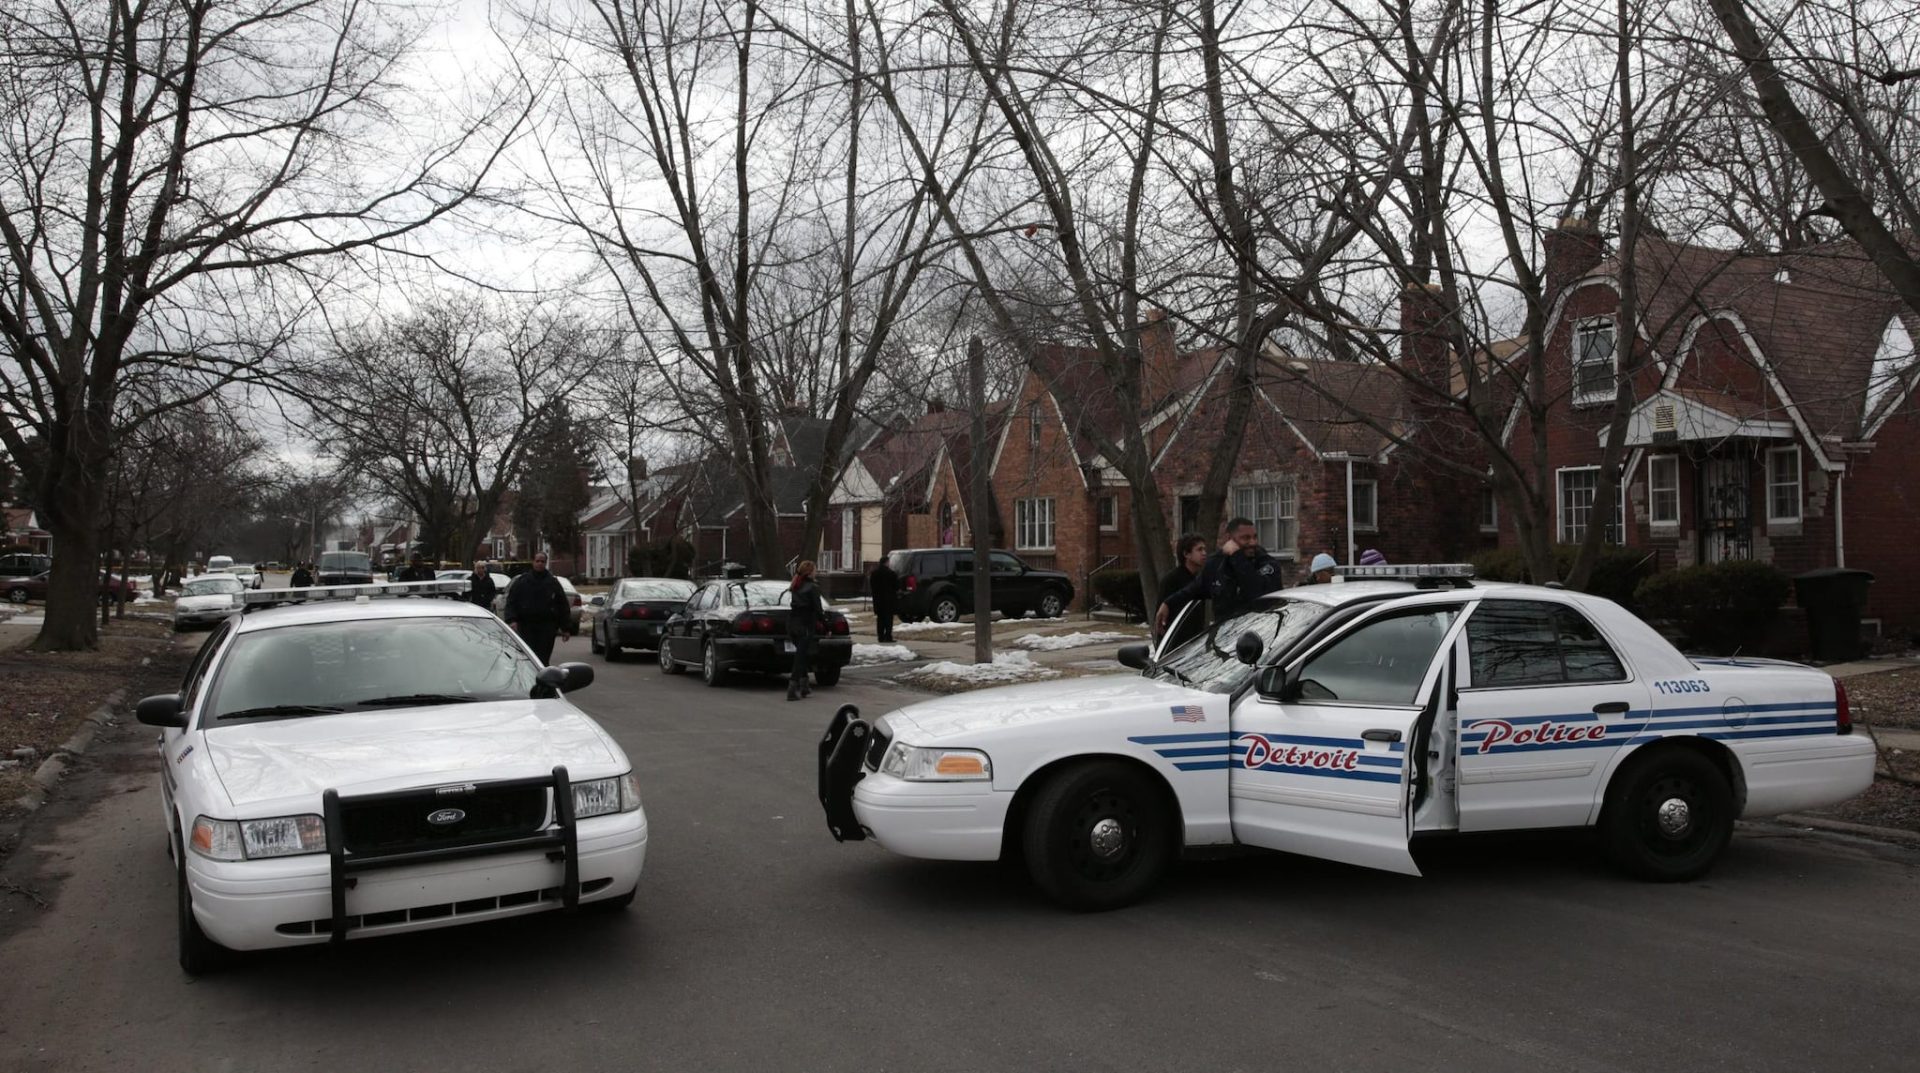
[733, 580, 796, 607]
[183, 577, 245, 597]
[618, 579, 695, 601]
[320, 552, 371, 572]
[1150, 598, 1333, 694]
[204, 616, 542, 724]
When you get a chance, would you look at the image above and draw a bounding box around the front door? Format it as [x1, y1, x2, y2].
[1229, 603, 1466, 875]
[1453, 598, 1648, 831]
[1701, 456, 1752, 563]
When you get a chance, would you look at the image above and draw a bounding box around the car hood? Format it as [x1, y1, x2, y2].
[204, 700, 620, 809]
[882, 674, 1205, 741]
[176, 594, 239, 611]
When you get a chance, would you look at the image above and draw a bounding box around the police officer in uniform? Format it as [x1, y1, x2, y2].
[396, 551, 435, 582]
[290, 562, 314, 588]
[1154, 516, 1287, 630]
[504, 553, 572, 663]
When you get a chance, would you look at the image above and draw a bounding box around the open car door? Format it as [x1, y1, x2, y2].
[1228, 602, 1469, 875]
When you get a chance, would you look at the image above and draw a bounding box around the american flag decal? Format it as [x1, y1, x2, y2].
[1169, 704, 1206, 723]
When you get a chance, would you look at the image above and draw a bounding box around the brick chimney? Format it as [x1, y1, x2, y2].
[927, 398, 945, 414]
[1398, 281, 1453, 406]
[626, 456, 648, 483]
[1543, 217, 1606, 301]
[1140, 309, 1179, 405]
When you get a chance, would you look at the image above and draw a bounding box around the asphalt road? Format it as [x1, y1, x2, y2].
[4, 636, 1920, 1072]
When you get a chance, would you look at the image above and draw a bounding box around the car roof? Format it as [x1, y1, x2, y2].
[234, 596, 497, 633]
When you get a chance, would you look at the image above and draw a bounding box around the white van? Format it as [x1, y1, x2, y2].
[205, 555, 234, 574]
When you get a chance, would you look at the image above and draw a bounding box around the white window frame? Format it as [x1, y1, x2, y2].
[840, 507, 856, 569]
[1572, 318, 1617, 407]
[1479, 487, 1499, 533]
[1556, 466, 1625, 545]
[1096, 495, 1117, 531]
[1351, 479, 1378, 532]
[1648, 455, 1680, 527]
[1015, 497, 1056, 550]
[1766, 446, 1802, 523]
[1230, 479, 1298, 558]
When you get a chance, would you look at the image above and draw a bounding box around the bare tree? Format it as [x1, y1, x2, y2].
[0, 0, 526, 649]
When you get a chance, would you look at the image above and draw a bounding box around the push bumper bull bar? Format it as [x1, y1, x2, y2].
[818, 705, 869, 842]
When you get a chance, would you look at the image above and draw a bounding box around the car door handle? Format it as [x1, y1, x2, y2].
[1362, 729, 1402, 743]
[1592, 701, 1631, 715]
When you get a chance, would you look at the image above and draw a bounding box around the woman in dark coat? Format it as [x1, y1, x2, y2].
[787, 560, 822, 701]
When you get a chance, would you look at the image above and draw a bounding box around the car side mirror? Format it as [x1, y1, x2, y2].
[135, 693, 187, 728]
[537, 662, 594, 695]
[588, 595, 607, 609]
[1117, 643, 1150, 670]
[1234, 631, 1263, 666]
[1255, 664, 1302, 701]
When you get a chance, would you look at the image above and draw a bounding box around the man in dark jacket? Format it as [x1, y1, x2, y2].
[787, 561, 823, 701]
[1155, 533, 1208, 650]
[1155, 517, 1287, 631]
[396, 552, 435, 583]
[504, 553, 572, 663]
[466, 559, 498, 611]
[868, 558, 898, 643]
[289, 562, 314, 588]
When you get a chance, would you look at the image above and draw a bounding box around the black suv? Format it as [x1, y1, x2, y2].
[316, 550, 374, 586]
[886, 548, 1074, 623]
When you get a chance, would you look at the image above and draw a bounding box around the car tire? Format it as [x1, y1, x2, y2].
[930, 594, 961, 624]
[1021, 760, 1175, 911]
[1601, 749, 1734, 882]
[176, 833, 230, 975]
[658, 640, 683, 674]
[1038, 590, 1066, 618]
[589, 624, 604, 655]
[813, 665, 841, 688]
[6, 588, 25, 604]
[701, 640, 727, 687]
[604, 629, 622, 662]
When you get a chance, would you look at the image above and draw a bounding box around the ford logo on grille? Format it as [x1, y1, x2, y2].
[426, 808, 466, 826]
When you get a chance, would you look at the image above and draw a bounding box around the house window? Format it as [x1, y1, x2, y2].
[1231, 480, 1297, 556]
[1479, 487, 1499, 532]
[1097, 496, 1117, 531]
[1573, 319, 1616, 405]
[1557, 467, 1624, 544]
[1028, 401, 1044, 448]
[1767, 447, 1802, 523]
[840, 507, 855, 569]
[1178, 495, 1200, 535]
[1351, 480, 1377, 532]
[1648, 456, 1680, 526]
[1015, 497, 1056, 550]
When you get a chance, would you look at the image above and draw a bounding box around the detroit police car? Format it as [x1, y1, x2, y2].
[141, 580, 647, 973]
[819, 564, 1874, 909]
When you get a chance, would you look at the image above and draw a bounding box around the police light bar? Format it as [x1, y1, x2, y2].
[240, 579, 469, 607]
[1332, 563, 1477, 580]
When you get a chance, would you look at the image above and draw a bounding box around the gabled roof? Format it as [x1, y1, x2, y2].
[1256, 356, 1415, 458]
[1028, 340, 1219, 465]
[854, 404, 1008, 506]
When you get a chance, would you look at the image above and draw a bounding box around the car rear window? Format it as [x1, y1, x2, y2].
[886, 551, 913, 575]
[618, 579, 696, 601]
[320, 552, 372, 573]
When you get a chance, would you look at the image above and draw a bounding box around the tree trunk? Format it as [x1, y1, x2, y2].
[34, 472, 105, 651]
[970, 337, 992, 663]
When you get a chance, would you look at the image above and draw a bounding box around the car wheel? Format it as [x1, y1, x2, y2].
[176, 833, 230, 975]
[813, 665, 841, 688]
[1022, 760, 1175, 911]
[1601, 749, 1734, 882]
[604, 628, 623, 662]
[589, 623, 604, 654]
[1038, 590, 1065, 618]
[658, 639, 683, 674]
[701, 640, 727, 687]
[6, 588, 25, 604]
[930, 594, 961, 624]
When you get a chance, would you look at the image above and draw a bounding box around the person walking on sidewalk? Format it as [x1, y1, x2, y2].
[787, 560, 823, 701]
[504, 553, 572, 663]
[869, 557, 898, 643]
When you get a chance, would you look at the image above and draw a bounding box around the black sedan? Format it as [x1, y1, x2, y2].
[591, 577, 697, 659]
[656, 579, 852, 688]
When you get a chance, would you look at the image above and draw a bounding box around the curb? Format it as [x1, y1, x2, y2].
[13, 689, 126, 814]
[1760, 812, 1920, 849]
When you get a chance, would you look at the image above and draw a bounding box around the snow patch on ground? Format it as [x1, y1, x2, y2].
[1008, 631, 1134, 651]
[897, 650, 1057, 685]
[852, 643, 918, 664]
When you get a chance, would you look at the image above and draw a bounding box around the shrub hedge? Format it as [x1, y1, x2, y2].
[1091, 568, 1146, 621]
[1632, 560, 1791, 655]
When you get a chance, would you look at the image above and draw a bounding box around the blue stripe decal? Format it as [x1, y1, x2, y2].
[1152, 746, 1230, 758]
[1703, 727, 1838, 742]
[1630, 714, 1837, 733]
[1651, 702, 1836, 718]
[1242, 765, 1403, 784]
[1173, 760, 1233, 771]
[1129, 733, 1232, 745]
[1460, 736, 1625, 754]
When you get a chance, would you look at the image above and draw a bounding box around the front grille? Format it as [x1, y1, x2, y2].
[864, 723, 892, 772]
[275, 878, 613, 936]
[340, 786, 548, 857]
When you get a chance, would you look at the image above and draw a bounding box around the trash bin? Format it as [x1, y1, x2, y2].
[1793, 567, 1874, 661]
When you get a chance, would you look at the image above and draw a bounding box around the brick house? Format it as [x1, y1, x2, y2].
[827, 402, 1009, 572]
[1507, 221, 1920, 635]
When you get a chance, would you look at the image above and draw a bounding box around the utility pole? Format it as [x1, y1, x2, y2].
[969, 336, 992, 664]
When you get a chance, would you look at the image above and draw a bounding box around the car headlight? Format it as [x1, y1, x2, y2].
[573, 773, 643, 819]
[191, 814, 327, 860]
[877, 743, 992, 782]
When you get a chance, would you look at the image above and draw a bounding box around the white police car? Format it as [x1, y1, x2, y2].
[141, 580, 647, 973]
[819, 565, 1874, 909]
